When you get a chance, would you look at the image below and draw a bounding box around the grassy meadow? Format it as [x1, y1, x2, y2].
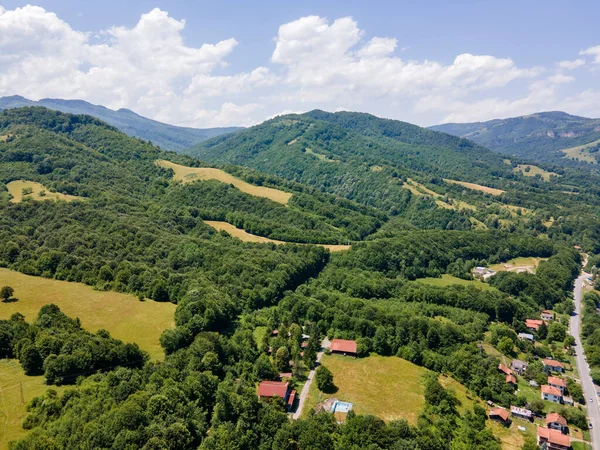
[157, 159, 293, 204]
[7, 180, 84, 203]
[416, 274, 496, 291]
[0, 269, 175, 361]
[561, 139, 600, 164]
[513, 164, 559, 181]
[444, 179, 505, 196]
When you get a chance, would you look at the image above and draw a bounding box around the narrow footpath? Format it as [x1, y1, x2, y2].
[292, 337, 330, 420]
[570, 266, 600, 450]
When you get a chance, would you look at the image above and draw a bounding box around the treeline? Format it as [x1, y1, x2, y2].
[582, 291, 600, 384]
[0, 305, 146, 384]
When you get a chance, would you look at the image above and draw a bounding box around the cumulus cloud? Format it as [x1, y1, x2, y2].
[580, 45, 600, 64]
[558, 59, 585, 70]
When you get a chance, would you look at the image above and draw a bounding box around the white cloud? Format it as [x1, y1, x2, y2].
[580, 45, 600, 64]
[558, 58, 585, 70]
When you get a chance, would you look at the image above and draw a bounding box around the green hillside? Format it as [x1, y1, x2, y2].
[430, 111, 600, 166]
[0, 95, 241, 151]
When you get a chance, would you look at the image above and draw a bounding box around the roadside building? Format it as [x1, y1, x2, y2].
[537, 426, 570, 450]
[541, 310, 554, 321]
[562, 396, 574, 406]
[541, 385, 563, 403]
[329, 339, 358, 357]
[489, 407, 510, 426]
[510, 406, 533, 421]
[542, 359, 565, 373]
[546, 413, 568, 434]
[548, 376, 567, 394]
[511, 359, 528, 375]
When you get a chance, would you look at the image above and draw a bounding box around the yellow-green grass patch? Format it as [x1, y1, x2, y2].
[0, 360, 67, 450]
[470, 217, 488, 230]
[488, 419, 536, 450]
[561, 139, 600, 164]
[444, 179, 505, 196]
[7, 180, 84, 204]
[489, 257, 548, 275]
[416, 274, 496, 291]
[0, 135, 8, 143]
[0, 269, 175, 361]
[304, 354, 478, 424]
[513, 164, 559, 181]
[304, 148, 339, 163]
[157, 160, 292, 205]
[205, 221, 350, 252]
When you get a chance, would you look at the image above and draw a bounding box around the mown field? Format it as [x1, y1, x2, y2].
[157, 159, 293, 204]
[0, 269, 175, 361]
[205, 220, 351, 252]
[416, 274, 496, 291]
[7, 180, 84, 203]
[444, 179, 505, 196]
[489, 257, 548, 275]
[0, 360, 67, 450]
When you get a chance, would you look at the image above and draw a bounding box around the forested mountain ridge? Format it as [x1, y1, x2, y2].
[430, 111, 600, 166]
[0, 95, 242, 151]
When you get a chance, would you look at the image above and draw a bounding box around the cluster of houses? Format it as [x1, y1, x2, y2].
[256, 337, 358, 412]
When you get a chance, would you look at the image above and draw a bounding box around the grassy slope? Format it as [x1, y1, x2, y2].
[416, 274, 496, 291]
[7, 180, 84, 203]
[0, 269, 175, 361]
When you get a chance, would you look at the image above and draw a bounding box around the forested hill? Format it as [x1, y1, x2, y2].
[430, 111, 600, 166]
[0, 95, 241, 151]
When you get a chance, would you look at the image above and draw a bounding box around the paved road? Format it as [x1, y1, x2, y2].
[292, 337, 330, 420]
[571, 269, 600, 450]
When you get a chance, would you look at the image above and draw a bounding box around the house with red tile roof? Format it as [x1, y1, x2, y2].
[541, 310, 554, 321]
[489, 407, 510, 425]
[541, 385, 563, 403]
[542, 359, 565, 373]
[506, 374, 517, 385]
[548, 376, 567, 394]
[546, 412, 568, 434]
[526, 319, 544, 331]
[258, 380, 297, 411]
[537, 426, 570, 450]
[329, 339, 357, 357]
[498, 364, 513, 376]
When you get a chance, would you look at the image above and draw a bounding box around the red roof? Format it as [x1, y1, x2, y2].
[526, 319, 544, 330]
[287, 389, 296, 406]
[537, 426, 570, 447]
[546, 413, 567, 426]
[541, 385, 562, 397]
[548, 376, 566, 388]
[489, 407, 509, 421]
[330, 339, 357, 354]
[498, 364, 513, 375]
[543, 359, 565, 369]
[506, 374, 517, 384]
[258, 381, 289, 399]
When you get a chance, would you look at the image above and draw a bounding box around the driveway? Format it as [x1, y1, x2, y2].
[292, 337, 330, 420]
[570, 268, 600, 450]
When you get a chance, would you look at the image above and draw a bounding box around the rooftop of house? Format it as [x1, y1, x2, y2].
[330, 339, 357, 354]
[258, 380, 289, 398]
[498, 364, 513, 375]
[541, 385, 562, 397]
[548, 376, 567, 387]
[489, 407, 509, 421]
[542, 359, 565, 368]
[546, 413, 567, 426]
[537, 426, 570, 447]
[506, 374, 517, 384]
[511, 359, 528, 368]
[510, 406, 532, 417]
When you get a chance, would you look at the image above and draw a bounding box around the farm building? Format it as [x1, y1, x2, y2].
[541, 385, 563, 403]
[546, 412, 568, 434]
[541, 310, 554, 321]
[510, 406, 532, 421]
[329, 339, 357, 357]
[498, 364, 513, 376]
[542, 359, 565, 373]
[511, 359, 528, 375]
[518, 332, 534, 342]
[537, 426, 570, 450]
[489, 407, 510, 426]
[548, 376, 567, 394]
[257, 381, 296, 410]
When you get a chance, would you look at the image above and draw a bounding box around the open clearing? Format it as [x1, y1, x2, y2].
[304, 148, 339, 163]
[489, 257, 547, 275]
[7, 180, 83, 204]
[0, 360, 67, 450]
[157, 160, 292, 205]
[304, 354, 479, 424]
[0, 269, 175, 361]
[205, 221, 350, 252]
[513, 164, 559, 181]
[444, 179, 505, 196]
[402, 179, 476, 211]
[561, 139, 600, 164]
[416, 274, 496, 291]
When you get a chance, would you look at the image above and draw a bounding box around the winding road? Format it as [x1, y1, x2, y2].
[292, 337, 330, 420]
[571, 268, 600, 449]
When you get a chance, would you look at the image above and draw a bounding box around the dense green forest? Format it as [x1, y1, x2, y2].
[0, 107, 596, 449]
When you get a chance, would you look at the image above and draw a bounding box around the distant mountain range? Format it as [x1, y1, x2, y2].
[430, 111, 600, 166]
[0, 95, 241, 151]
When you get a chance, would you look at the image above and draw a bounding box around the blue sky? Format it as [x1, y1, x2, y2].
[1, 1, 599, 127]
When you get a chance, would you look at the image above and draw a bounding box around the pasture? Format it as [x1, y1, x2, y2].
[416, 274, 496, 291]
[489, 257, 547, 275]
[157, 160, 292, 204]
[0, 360, 67, 450]
[512, 164, 558, 181]
[205, 220, 350, 252]
[7, 180, 83, 203]
[444, 179, 505, 196]
[402, 178, 476, 211]
[0, 269, 175, 361]
[304, 354, 479, 424]
[561, 139, 600, 164]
